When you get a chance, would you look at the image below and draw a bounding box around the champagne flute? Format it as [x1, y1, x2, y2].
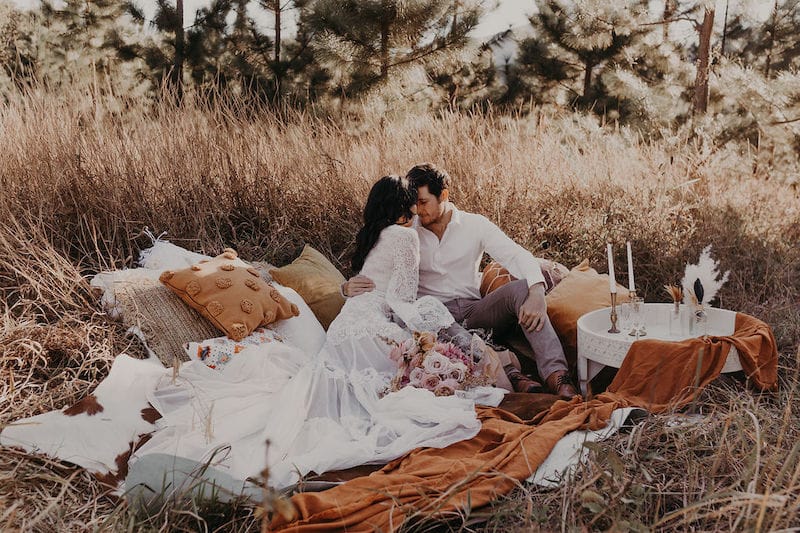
[618, 302, 632, 334]
[629, 297, 645, 338]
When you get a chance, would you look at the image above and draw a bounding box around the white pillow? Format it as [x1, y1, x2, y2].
[270, 283, 327, 357]
[137, 240, 210, 270]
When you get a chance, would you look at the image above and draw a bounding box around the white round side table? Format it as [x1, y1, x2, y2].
[576, 303, 743, 394]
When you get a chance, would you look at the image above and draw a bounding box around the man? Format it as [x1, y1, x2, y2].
[343, 164, 578, 399]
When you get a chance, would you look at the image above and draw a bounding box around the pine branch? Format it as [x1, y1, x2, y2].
[770, 116, 800, 125]
[124, 1, 146, 24]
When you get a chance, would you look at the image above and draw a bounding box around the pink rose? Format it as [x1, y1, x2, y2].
[436, 342, 474, 370]
[422, 373, 441, 391]
[422, 352, 450, 374]
[434, 382, 455, 396]
[409, 367, 426, 387]
[447, 362, 468, 383]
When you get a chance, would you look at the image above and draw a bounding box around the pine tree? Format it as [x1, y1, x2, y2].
[724, 0, 800, 77]
[303, 0, 481, 97]
[425, 1, 494, 109]
[282, 0, 331, 103]
[33, 0, 143, 90]
[124, 0, 287, 103]
[0, 5, 40, 93]
[514, 0, 650, 110]
[258, 0, 284, 98]
[124, 0, 190, 100]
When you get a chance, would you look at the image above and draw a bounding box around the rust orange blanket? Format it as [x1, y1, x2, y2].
[271, 313, 778, 532]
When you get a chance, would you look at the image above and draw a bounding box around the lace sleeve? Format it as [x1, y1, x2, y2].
[385, 228, 420, 304]
[385, 228, 454, 333]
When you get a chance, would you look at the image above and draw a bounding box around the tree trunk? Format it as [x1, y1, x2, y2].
[764, 0, 778, 79]
[172, 0, 184, 104]
[721, 0, 729, 57]
[583, 59, 593, 99]
[274, 0, 281, 99]
[451, 0, 459, 36]
[663, 0, 675, 41]
[380, 18, 389, 78]
[692, 7, 714, 115]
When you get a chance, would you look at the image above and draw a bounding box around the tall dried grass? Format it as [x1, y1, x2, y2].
[1, 85, 798, 531]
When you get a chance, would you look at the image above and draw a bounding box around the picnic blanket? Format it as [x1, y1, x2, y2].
[270, 312, 778, 531]
[0, 312, 777, 527]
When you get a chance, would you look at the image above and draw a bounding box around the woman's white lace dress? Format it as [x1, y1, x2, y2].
[132, 225, 504, 489]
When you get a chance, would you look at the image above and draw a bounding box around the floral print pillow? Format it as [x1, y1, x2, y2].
[184, 327, 285, 370]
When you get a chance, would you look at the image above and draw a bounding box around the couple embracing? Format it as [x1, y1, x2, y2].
[132, 164, 579, 491]
[338, 163, 578, 399]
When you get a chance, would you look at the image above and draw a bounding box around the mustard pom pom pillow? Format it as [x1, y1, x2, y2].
[160, 248, 299, 341]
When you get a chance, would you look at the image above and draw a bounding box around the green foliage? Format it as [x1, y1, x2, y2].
[0, 5, 40, 92]
[513, 0, 650, 109]
[2, 0, 800, 181]
[303, 0, 482, 98]
[724, 0, 800, 77]
[0, 0, 147, 96]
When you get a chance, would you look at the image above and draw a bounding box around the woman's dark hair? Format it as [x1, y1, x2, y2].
[351, 175, 417, 272]
[406, 163, 450, 197]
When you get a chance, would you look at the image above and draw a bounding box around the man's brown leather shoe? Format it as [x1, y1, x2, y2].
[505, 366, 544, 393]
[545, 370, 580, 400]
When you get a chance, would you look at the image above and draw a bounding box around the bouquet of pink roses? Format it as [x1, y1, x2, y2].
[387, 331, 492, 396]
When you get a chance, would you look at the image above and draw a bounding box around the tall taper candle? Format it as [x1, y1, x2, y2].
[626, 240, 635, 292]
[607, 242, 617, 294]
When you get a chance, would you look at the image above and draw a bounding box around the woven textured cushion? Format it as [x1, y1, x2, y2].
[480, 259, 570, 297]
[160, 248, 299, 341]
[269, 245, 346, 330]
[113, 279, 220, 366]
[545, 259, 631, 362]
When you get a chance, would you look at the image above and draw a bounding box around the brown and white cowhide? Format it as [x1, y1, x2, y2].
[0, 354, 166, 492]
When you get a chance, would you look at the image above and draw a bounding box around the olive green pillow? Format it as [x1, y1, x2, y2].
[269, 245, 346, 330]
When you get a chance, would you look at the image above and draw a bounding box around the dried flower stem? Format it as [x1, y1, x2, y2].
[664, 284, 683, 304]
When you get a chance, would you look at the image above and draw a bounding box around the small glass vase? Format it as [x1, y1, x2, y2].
[687, 304, 708, 337]
[668, 302, 682, 338]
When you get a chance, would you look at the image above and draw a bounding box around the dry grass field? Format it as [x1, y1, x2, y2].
[1, 86, 798, 531]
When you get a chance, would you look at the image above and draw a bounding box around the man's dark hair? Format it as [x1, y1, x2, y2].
[406, 163, 450, 198]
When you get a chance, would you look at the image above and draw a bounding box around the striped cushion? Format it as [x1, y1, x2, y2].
[480, 260, 569, 297]
[480, 262, 515, 296]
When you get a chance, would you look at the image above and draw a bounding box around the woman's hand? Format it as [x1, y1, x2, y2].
[342, 275, 375, 297]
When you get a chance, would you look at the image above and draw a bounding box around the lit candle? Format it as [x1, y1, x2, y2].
[626, 240, 635, 292]
[607, 242, 617, 294]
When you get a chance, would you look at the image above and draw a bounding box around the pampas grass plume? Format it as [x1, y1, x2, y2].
[681, 245, 730, 306]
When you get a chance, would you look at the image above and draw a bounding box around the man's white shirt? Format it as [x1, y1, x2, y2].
[412, 205, 544, 302]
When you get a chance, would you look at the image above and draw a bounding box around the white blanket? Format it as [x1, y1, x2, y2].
[1, 239, 643, 503]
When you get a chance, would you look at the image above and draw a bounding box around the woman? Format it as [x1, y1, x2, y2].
[132, 176, 504, 491]
[324, 175, 457, 375]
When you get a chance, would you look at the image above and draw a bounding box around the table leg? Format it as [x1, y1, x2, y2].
[578, 354, 588, 395]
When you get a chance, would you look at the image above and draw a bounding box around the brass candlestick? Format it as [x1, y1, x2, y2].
[608, 292, 620, 333]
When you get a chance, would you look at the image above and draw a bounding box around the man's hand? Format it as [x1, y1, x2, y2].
[518, 282, 547, 333]
[342, 275, 375, 297]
